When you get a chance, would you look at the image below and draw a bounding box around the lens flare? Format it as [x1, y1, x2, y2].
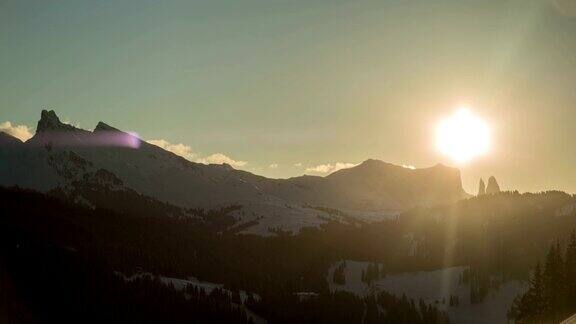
[31, 131, 141, 149]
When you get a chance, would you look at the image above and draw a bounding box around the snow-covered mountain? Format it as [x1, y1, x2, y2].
[0, 110, 468, 234]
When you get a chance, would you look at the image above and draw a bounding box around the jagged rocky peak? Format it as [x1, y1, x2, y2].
[478, 178, 486, 196]
[36, 110, 77, 133]
[486, 176, 501, 194]
[94, 121, 120, 132]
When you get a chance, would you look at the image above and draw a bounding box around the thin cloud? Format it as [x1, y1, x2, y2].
[401, 164, 416, 170]
[197, 153, 247, 168]
[62, 118, 81, 129]
[305, 162, 357, 174]
[293, 163, 302, 167]
[269, 163, 278, 169]
[147, 139, 197, 161]
[0, 121, 34, 141]
[148, 138, 248, 168]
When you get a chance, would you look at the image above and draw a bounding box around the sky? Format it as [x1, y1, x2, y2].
[2, 0, 576, 194]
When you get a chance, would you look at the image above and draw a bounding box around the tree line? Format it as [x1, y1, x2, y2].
[509, 230, 576, 323]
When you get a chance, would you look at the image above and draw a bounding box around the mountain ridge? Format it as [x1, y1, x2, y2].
[0, 110, 470, 235]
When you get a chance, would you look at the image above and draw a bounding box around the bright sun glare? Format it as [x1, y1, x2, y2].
[436, 108, 490, 164]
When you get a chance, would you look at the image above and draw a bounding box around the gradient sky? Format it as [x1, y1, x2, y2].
[2, 0, 576, 194]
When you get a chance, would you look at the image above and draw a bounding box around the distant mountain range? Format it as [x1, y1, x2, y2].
[0, 110, 469, 235]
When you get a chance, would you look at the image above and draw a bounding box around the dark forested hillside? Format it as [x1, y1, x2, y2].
[2, 186, 575, 322]
[0, 187, 452, 323]
[397, 191, 576, 277]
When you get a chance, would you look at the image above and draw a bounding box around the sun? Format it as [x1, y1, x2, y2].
[436, 108, 490, 164]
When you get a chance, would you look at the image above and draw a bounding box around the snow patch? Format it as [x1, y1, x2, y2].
[328, 261, 528, 324]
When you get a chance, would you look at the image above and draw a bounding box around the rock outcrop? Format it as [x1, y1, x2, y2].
[36, 109, 77, 133]
[478, 178, 486, 196]
[486, 176, 501, 194]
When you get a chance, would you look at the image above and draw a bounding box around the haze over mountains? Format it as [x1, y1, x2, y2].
[0, 110, 468, 234]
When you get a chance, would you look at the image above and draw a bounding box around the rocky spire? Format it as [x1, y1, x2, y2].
[36, 110, 77, 133]
[478, 178, 486, 196]
[94, 121, 120, 132]
[486, 176, 501, 194]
